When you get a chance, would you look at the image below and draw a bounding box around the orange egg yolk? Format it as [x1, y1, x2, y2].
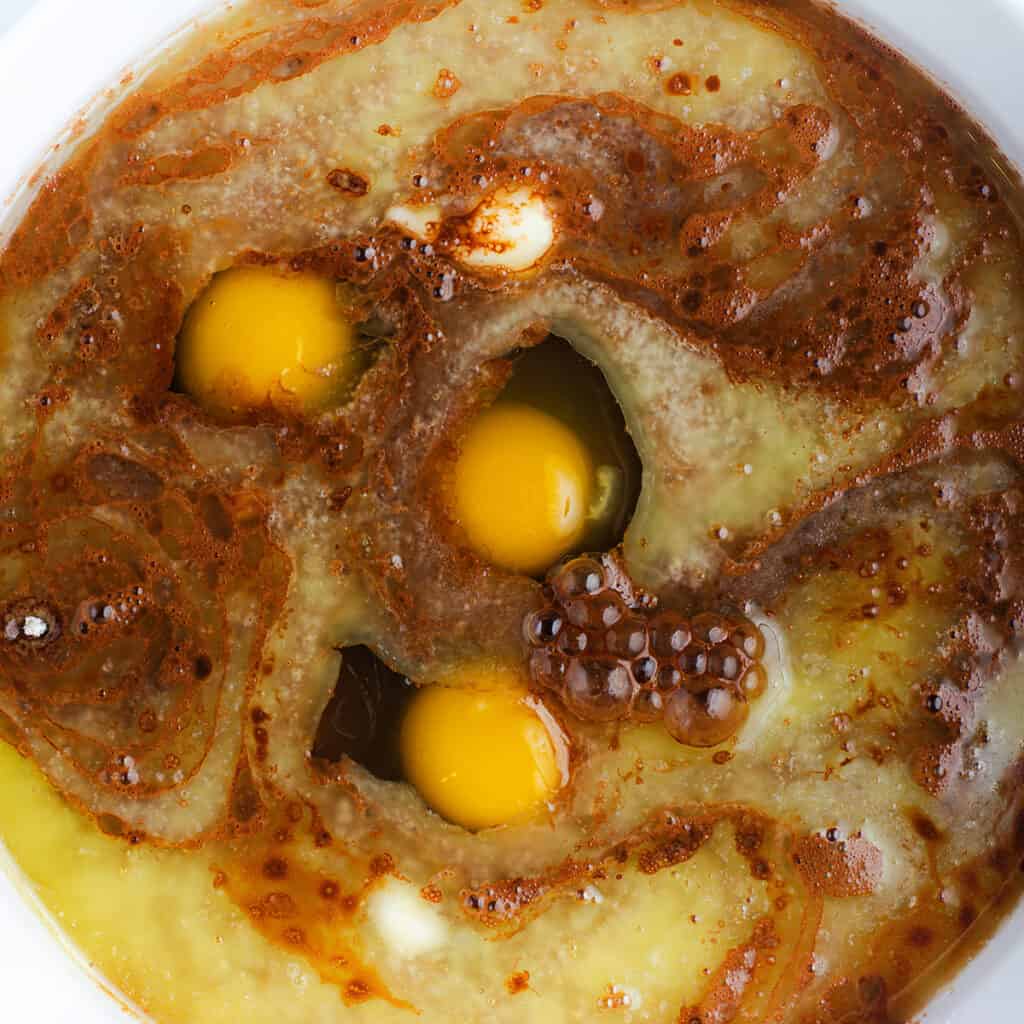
[176, 266, 354, 417]
[451, 402, 594, 576]
[399, 665, 565, 830]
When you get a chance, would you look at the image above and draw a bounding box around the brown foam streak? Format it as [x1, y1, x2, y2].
[458, 810, 721, 932]
[416, 90, 842, 356]
[729, 457, 1023, 803]
[423, 92, 757, 223]
[0, 148, 98, 293]
[216, 812, 412, 1010]
[676, 5, 1006, 405]
[118, 143, 235, 187]
[0, 0, 461, 299]
[793, 834, 884, 898]
[677, 918, 779, 1024]
[457, 805, 824, 1018]
[111, 0, 461, 141]
[5, 505, 221, 796]
[719, 394, 1024, 587]
[27, 222, 185, 409]
[804, 771, 1024, 1023]
[0, 441, 289, 846]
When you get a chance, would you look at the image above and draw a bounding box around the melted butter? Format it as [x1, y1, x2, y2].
[779, 515, 962, 728]
[0, 746, 406, 1024]
[0, 746, 796, 1022]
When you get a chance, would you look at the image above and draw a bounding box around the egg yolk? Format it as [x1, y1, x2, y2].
[176, 266, 354, 416]
[400, 666, 564, 831]
[452, 402, 594, 576]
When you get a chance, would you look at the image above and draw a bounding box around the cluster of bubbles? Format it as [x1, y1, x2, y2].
[525, 556, 767, 747]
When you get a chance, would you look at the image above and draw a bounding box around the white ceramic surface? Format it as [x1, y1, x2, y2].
[0, 0, 34, 35]
[0, 0, 1021, 1020]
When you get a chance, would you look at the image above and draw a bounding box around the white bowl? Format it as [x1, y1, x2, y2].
[0, 0, 1021, 1020]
